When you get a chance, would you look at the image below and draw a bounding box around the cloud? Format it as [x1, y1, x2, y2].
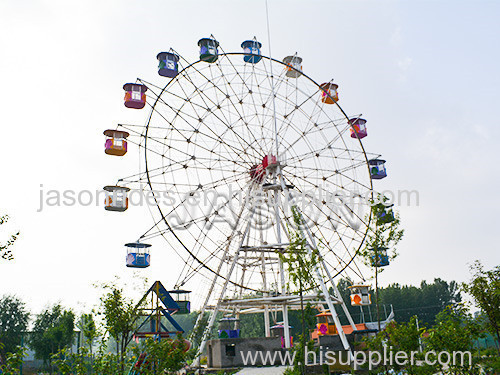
[397, 57, 413, 71]
[390, 27, 403, 46]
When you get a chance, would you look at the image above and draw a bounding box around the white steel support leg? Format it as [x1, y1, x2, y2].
[264, 306, 271, 337]
[273, 174, 291, 348]
[299, 212, 353, 356]
[278, 178, 353, 358]
[194, 214, 254, 366]
[190, 187, 252, 342]
[321, 259, 357, 331]
[306, 243, 353, 358]
[261, 253, 271, 338]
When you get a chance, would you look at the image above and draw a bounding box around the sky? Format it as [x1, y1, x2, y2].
[0, 0, 499, 315]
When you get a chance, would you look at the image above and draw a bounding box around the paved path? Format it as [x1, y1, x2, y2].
[234, 366, 289, 374]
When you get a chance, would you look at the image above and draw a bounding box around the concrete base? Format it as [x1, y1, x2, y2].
[207, 337, 288, 368]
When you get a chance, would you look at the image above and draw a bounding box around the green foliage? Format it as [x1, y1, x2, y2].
[98, 283, 140, 372]
[29, 304, 75, 364]
[424, 304, 483, 374]
[279, 206, 319, 293]
[282, 336, 316, 375]
[334, 277, 461, 326]
[239, 312, 265, 338]
[380, 279, 462, 325]
[0, 344, 26, 375]
[77, 312, 98, 355]
[91, 345, 123, 374]
[364, 317, 435, 374]
[51, 346, 89, 375]
[0, 215, 19, 261]
[477, 347, 500, 374]
[462, 260, 500, 351]
[130, 334, 194, 374]
[0, 295, 29, 362]
[359, 199, 404, 270]
[187, 311, 209, 344]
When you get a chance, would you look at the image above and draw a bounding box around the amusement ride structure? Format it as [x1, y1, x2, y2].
[102, 35, 392, 364]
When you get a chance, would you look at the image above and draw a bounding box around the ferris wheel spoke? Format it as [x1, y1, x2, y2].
[151, 84, 258, 167]
[152, 91, 255, 164]
[177, 185, 258, 289]
[287, 200, 367, 282]
[178, 63, 264, 159]
[211, 57, 264, 155]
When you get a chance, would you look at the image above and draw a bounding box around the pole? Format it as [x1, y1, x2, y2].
[375, 261, 381, 331]
[19, 333, 23, 375]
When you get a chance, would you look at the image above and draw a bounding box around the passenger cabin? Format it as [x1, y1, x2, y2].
[311, 312, 368, 339]
[349, 118, 368, 139]
[369, 159, 387, 179]
[104, 129, 129, 156]
[270, 323, 293, 348]
[283, 55, 303, 78]
[320, 82, 339, 104]
[104, 185, 130, 212]
[348, 284, 371, 306]
[168, 289, 191, 314]
[371, 247, 389, 267]
[157, 51, 180, 78]
[125, 242, 151, 268]
[123, 83, 147, 109]
[241, 39, 262, 63]
[198, 37, 219, 63]
[376, 203, 395, 225]
[218, 317, 240, 339]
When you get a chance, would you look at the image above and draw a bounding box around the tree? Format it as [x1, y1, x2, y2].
[461, 260, 500, 353]
[0, 344, 26, 375]
[51, 347, 88, 375]
[131, 334, 193, 374]
[0, 215, 19, 261]
[424, 304, 483, 375]
[77, 312, 98, 357]
[359, 198, 404, 329]
[99, 283, 140, 373]
[334, 277, 462, 327]
[381, 279, 462, 325]
[279, 206, 320, 375]
[0, 295, 30, 363]
[364, 317, 435, 375]
[29, 304, 75, 368]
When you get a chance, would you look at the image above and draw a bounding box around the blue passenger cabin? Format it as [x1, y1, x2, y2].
[241, 39, 262, 63]
[126, 242, 151, 268]
[371, 247, 389, 267]
[168, 289, 191, 314]
[198, 37, 219, 63]
[376, 203, 395, 225]
[369, 159, 387, 180]
[157, 51, 180, 78]
[218, 317, 240, 339]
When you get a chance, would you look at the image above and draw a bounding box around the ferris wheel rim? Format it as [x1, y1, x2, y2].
[142, 51, 374, 289]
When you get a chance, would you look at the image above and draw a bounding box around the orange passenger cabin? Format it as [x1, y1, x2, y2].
[311, 311, 368, 339]
[314, 312, 337, 336]
[104, 130, 129, 156]
[320, 82, 339, 104]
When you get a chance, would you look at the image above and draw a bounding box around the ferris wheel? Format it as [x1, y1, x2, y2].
[103, 36, 389, 358]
